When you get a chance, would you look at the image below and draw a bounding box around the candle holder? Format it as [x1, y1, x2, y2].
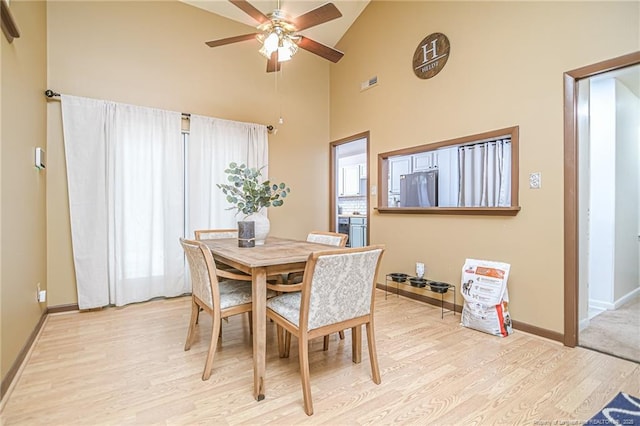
[238, 221, 255, 248]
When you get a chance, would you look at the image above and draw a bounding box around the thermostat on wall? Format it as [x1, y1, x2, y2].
[35, 147, 45, 169]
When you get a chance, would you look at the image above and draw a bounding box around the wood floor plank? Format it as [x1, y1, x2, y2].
[1, 291, 638, 424]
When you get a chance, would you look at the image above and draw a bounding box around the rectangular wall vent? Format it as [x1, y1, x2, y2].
[360, 76, 379, 91]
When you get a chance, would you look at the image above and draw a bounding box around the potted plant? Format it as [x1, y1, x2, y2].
[217, 162, 290, 245]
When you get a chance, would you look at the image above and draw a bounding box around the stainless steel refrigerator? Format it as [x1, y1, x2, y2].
[399, 170, 438, 207]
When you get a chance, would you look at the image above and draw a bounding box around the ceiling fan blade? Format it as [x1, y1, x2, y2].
[297, 36, 344, 63]
[229, 0, 270, 25]
[205, 33, 258, 47]
[266, 51, 281, 73]
[293, 2, 342, 31]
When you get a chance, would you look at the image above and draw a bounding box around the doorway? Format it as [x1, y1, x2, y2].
[564, 52, 640, 362]
[330, 132, 370, 248]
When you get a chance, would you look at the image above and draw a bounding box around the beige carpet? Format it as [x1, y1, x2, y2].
[580, 294, 640, 363]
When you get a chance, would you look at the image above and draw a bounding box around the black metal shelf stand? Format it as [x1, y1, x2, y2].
[385, 273, 456, 319]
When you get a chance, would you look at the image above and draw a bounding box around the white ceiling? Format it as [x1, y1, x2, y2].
[180, 0, 369, 47]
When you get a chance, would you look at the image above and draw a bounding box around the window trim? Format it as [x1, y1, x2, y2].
[376, 126, 521, 215]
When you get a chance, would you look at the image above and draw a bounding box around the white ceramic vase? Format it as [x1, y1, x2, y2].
[244, 212, 270, 245]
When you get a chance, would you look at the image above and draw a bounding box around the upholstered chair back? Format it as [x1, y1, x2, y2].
[306, 231, 347, 247]
[194, 229, 238, 240]
[180, 238, 218, 311]
[303, 247, 383, 331]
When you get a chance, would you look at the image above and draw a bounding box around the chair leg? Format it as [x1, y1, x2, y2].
[351, 325, 362, 364]
[284, 330, 292, 358]
[323, 330, 345, 351]
[248, 311, 253, 334]
[276, 325, 286, 358]
[202, 314, 222, 381]
[298, 336, 313, 416]
[276, 324, 282, 353]
[366, 321, 381, 384]
[184, 299, 199, 351]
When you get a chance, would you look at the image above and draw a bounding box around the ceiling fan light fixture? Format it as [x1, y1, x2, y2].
[263, 31, 279, 53]
[277, 36, 298, 62]
[258, 44, 272, 59]
[277, 45, 292, 62]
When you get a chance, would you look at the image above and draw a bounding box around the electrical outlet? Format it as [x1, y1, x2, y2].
[529, 172, 541, 189]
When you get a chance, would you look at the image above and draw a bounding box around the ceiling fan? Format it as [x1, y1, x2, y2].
[205, 0, 345, 73]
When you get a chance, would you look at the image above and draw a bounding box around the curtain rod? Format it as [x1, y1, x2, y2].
[44, 90, 275, 133]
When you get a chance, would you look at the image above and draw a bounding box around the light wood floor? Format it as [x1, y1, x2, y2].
[1, 291, 639, 425]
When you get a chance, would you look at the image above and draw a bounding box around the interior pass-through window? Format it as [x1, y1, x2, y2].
[377, 126, 521, 216]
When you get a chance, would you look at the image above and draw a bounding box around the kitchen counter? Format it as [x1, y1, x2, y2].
[338, 214, 367, 218]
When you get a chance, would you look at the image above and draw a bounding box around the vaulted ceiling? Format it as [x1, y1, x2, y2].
[180, 1, 369, 48]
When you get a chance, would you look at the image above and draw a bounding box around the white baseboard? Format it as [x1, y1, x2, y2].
[613, 286, 640, 309]
[589, 285, 640, 312]
[589, 299, 612, 311]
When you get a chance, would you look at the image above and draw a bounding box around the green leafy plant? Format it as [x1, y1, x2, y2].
[217, 162, 291, 216]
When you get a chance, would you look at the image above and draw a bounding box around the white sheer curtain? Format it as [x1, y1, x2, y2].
[458, 139, 511, 207]
[186, 115, 268, 236]
[62, 95, 187, 309]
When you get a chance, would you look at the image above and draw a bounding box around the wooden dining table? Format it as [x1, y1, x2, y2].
[201, 236, 337, 401]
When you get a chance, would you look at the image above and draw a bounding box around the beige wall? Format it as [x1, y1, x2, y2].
[1, 1, 48, 380]
[46, 1, 332, 306]
[330, 1, 639, 333]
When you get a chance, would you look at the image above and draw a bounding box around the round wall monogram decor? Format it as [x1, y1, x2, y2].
[412, 32, 450, 79]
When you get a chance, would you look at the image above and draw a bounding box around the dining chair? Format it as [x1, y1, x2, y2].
[194, 228, 281, 329]
[180, 237, 254, 381]
[194, 229, 255, 328]
[266, 244, 385, 415]
[277, 231, 349, 349]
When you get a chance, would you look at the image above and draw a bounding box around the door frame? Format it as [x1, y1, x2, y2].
[329, 131, 370, 243]
[563, 51, 640, 347]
